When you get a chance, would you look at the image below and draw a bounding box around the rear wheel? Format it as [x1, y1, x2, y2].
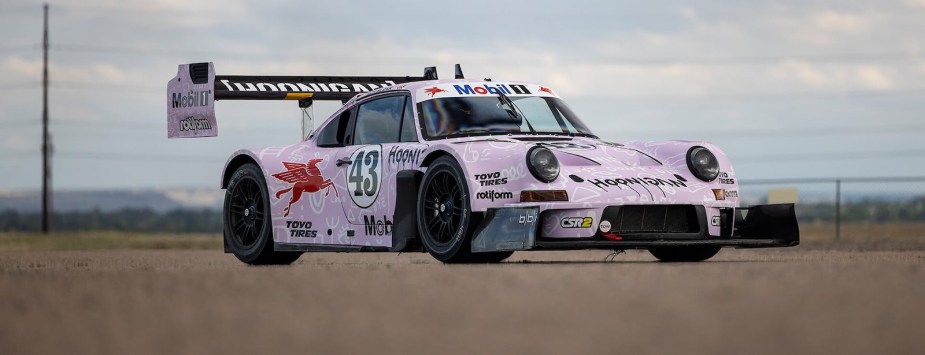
[224, 163, 301, 265]
[648, 246, 721, 262]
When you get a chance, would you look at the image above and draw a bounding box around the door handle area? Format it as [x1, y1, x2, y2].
[336, 158, 352, 167]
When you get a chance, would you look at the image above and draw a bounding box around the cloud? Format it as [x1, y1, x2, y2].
[2, 57, 42, 80]
[776, 60, 829, 87]
[855, 65, 895, 90]
[811, 11, 870, 34]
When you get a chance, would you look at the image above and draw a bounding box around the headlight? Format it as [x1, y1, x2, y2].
[686, 146, 719, 181]
[527, 146, 560, 183]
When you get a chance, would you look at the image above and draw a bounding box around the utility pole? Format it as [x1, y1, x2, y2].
[41, 3, 51, 233]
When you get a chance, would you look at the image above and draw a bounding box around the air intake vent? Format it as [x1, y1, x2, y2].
[189, 62, 210, 84]
[605, 205, 698, 233]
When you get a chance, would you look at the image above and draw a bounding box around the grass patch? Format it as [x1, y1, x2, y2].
[0, 231, 222, 251]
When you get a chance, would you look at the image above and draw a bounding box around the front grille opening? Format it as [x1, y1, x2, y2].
[608, 205, 698, 233]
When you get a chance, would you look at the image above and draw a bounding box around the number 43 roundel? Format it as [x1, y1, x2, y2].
[347, 145, 382, 208]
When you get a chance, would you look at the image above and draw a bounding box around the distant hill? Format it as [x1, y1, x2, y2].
[0, 188, 223, 213]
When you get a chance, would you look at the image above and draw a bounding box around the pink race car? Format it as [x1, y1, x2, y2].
[167, 63, 798, 264]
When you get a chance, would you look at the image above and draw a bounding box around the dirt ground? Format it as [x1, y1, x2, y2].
[1, 247, 924, 355]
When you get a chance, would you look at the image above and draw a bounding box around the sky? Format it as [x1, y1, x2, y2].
[1, 0, 924, 191]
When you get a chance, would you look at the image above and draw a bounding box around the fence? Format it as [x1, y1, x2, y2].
[739, 176, 925, 242]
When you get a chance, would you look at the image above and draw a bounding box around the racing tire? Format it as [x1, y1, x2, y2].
[648, 246, 721, 262]
[224, 163, 302, 265]
[417, 156, 477, 263]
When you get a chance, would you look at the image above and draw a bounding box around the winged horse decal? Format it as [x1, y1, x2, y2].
[272, 158, 339, 217]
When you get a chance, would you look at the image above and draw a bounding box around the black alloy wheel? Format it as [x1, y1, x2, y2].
[416, 156, 513, 264]
[417, 156, 474, 262]
[224, 163, 301, 265]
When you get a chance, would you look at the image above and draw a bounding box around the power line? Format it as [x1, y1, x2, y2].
[580, 87, 925, 101]
[620, 123, 925, 139]
[50, 43, 260, 59]
[732, 148, 925, 164]
[0, 82, 40, 91]
[586, 52, 925, 66]
[57, 151, 220, 163]
[741, 176, 925, 185]
[48, 42, 925, 66]
[50, 81, 160, 93]
[0, 44, 40, 53]
[1, 121, 40, 129]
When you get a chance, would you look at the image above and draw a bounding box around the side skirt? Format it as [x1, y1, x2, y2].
[275, 242, 390, 253]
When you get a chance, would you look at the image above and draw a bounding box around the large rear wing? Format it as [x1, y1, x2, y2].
[166, 62, 434, 138]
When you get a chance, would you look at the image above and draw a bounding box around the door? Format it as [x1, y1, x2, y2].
[334, 94, 419, 246]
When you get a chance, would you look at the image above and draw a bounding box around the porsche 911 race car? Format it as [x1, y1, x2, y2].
[167, 62, 799, 264]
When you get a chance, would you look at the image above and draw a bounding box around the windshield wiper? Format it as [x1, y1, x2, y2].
[497, 91, 535, 133]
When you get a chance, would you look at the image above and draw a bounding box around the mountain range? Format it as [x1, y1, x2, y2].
[0, 188, 223, 213]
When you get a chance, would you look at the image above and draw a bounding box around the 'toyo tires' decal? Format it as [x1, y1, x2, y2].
[347, 145, 382, 208]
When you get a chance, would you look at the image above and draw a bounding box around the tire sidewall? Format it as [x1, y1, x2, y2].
[224, 163, 273, 264]
[417, 156, 471, 261]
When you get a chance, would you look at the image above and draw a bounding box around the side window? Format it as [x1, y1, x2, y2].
[400, 96, 418, 142]
[353, 95, 405, 145]
[316, 109, 352, 147]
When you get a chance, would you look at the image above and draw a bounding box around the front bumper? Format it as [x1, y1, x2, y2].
[471, 203, 799, 252]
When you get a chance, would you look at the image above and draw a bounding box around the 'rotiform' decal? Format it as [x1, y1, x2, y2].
[473, 172, 508, 186]
[178, 116, 212, 132]
[476, 190, 514, 202]
[588, 177, 687, 190]
[560, 217, 593, 228]
[347, 145, 382, 208]
[171, 90, 211, 108]
[286, 221, 318, 238]
[718, 172, 736, 185]
[273, 159, 339, 217]
[388, 146, 425, 166]
[219, 79, 396, 94]
[453, 84, 532, 95]
[362, 215, 393, 236]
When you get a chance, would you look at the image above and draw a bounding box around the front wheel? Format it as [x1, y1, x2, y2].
[224, 163, 301, 265]
[648, 246, 721, 262]
[416, 156, 475, 263]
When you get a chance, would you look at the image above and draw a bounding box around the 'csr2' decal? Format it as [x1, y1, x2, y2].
[273, 159, 338, 217]
[347, 145, 382, 208]
[560, 217, 593, 228]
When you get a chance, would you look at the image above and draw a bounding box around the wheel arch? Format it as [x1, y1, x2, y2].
[419, 149, 453, 168]
[221, 152, 263, 189]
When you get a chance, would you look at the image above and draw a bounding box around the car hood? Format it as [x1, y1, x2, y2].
[437, 135, 738, 208]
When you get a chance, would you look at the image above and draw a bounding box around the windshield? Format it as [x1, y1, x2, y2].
[417, 96, 596, 139]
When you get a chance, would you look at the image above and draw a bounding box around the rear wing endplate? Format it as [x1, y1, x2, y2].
[167, 62, 431, 138]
